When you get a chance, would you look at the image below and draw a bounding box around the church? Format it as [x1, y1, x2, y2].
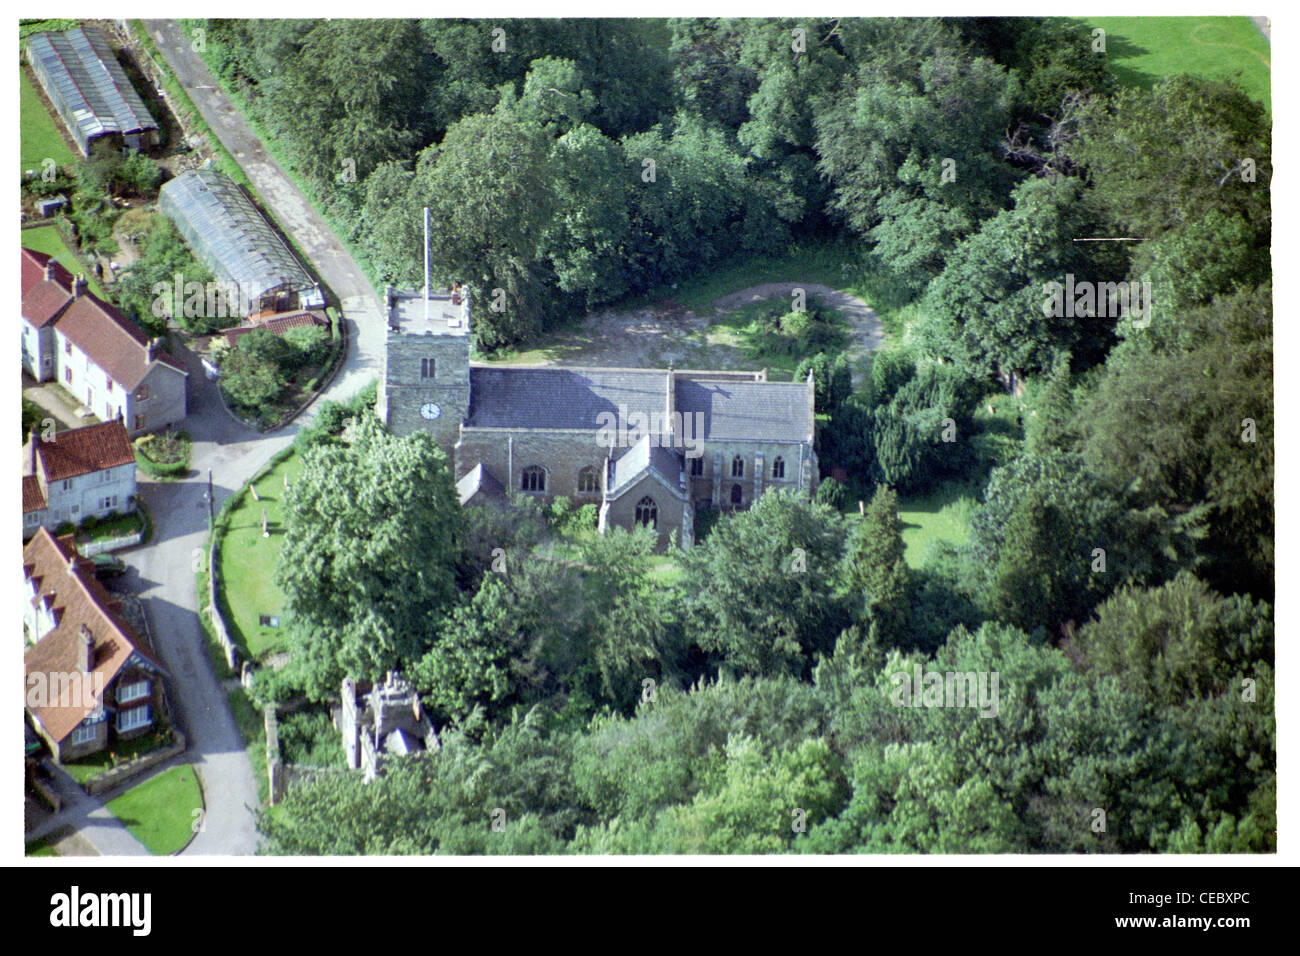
[377, 286, 818, 549]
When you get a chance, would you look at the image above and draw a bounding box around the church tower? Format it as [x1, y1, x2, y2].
[377, 283, 472, 463]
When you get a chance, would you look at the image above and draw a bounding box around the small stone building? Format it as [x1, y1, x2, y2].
[338, 672, 439, 782]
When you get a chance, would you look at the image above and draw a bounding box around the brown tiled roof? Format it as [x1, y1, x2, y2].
[224, 310, 327, 347]
[21, 247, 74, 295]
[21, 248, 187, 386]
[21, 249, 77, 329]
[23, 528, 163, 744]
[22, 475, 47, 513]
[29, 420, 135, 482]
[55, 295, 186, 389]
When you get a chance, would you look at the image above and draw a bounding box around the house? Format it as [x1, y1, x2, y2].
[23, 527, 168, 763]
[378, 286, 817, 550]
[159, 169, 324, 317]
[23, 420, 137, 539]
[25, 27, 159, 157]
[21, 247, 189, 435]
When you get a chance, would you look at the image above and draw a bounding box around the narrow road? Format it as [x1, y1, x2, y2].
[47, 20, 389, 856]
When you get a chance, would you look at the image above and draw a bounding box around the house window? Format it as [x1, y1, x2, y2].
[25, 512, 38, 526]
[134, 414, 145, 430]
[731, 455, 744, 477]
[64, 340, 72, 355]
[100, 496, 118, 511]
[577, 467, 599, 494]
[420, 357, 436, 378]
[136, 385, 150, 401]
[635, 496, 658, 529]
[772, 456, 785, 479]
[61, 479, 72, 491]
[70, 722, 98, 746]
[731, 484, 743, 505]
[106, 379, 113, 393]
[521, 466, 546, 493]
[118, 680, 150, 704]
[689, 456, 703, 477]
[115, 705, 151, 733]
[64, 368, 72, 384]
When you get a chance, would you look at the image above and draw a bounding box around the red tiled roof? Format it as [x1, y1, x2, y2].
[21, 247, 74, 296]
[22, 475, 47, 513]
[23, 528, 163, 744]
[21, 249, 78, 329]
[20, 248, 188, 386]
[28, 420, 135, 482]
[223, 310, 328, 347]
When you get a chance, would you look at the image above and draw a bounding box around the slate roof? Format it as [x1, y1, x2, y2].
[467, 367, 669, 431]
[27, 420, 135, 482]
[609, 436, 686, 499]
[23, 528, 164, 744]
[675, 378, 813, 442]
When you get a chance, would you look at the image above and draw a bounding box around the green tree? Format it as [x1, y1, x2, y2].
[679, 489, 848, 677]
[842, 484, 910, 630]
[276, 415, 460, 699]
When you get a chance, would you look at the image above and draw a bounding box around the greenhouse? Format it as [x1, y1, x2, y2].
[159, 169, 323, 316]
[25, 27, 158, 156]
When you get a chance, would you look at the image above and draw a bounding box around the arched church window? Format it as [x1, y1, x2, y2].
[521, 465, 546, 493]
[635, 496, 658, 529]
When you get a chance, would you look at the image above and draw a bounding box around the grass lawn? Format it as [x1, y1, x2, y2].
[217, 450, 303, 660]
[105, 765, 203, 855]
[1083, 17, 1270, 111]
[60, 730, 174, 785]
[20, 67, 75, 173]
[25, 837, 58, 857]
[895, 481, 980, 570]
[19, 225, 107, 298]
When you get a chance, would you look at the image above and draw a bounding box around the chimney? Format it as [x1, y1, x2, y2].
[44, 260, 57, 282]
[72, 274, 88, 298]
[147, 337, 160, 361]
[77, 625, 93, 674]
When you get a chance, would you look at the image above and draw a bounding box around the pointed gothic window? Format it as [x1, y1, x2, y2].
[635, 496, 658, 529]
[731, 455, 744, 477]
[521, 465, 546, 493]
[772, 456, 785, 479]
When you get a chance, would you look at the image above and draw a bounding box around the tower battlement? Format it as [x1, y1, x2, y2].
[384, 284, 471, 337]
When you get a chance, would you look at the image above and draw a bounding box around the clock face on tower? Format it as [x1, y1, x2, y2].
[420, 402, 442, 421]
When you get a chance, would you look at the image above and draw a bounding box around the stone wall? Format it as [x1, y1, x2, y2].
[83, 729, 187, 796]
[457, 427, 614, 502]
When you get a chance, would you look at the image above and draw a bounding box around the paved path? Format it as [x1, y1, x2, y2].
[27, 762, 152, 856]
[37, 20, 389, 857]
